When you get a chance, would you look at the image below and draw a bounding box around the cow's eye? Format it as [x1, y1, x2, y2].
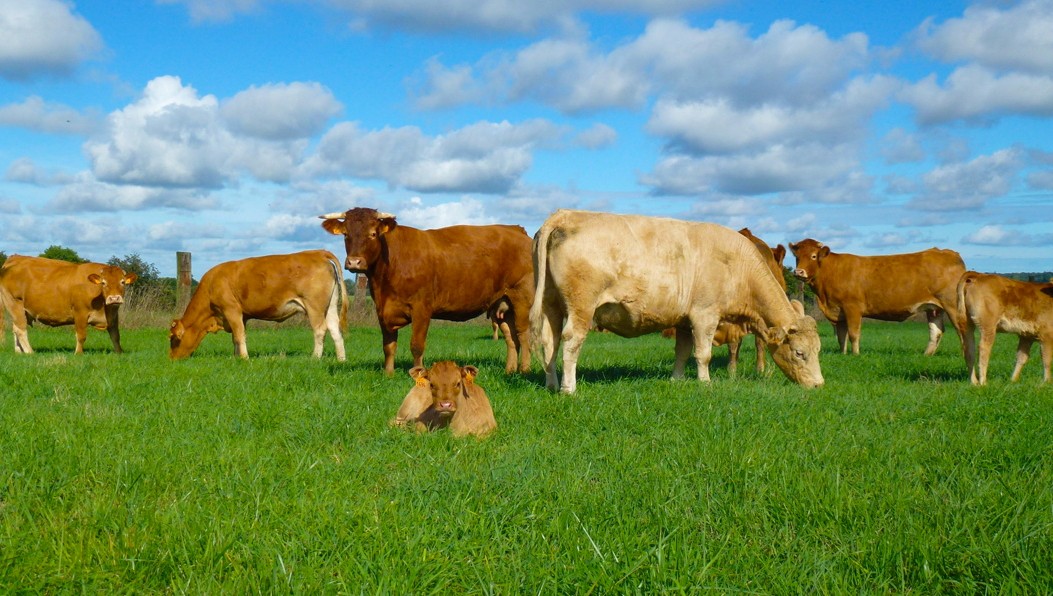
[810, 254, 817, 260]
[795, 350, 806, 359]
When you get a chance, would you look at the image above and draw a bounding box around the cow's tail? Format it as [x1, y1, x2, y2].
[955, 271, 979, 334]
[529, 223, 551, 347]
[325, 251, 349, 332]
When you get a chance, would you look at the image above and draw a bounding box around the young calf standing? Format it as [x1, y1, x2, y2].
[958, 271, 1053, 385]
[391, 361, 497, 438]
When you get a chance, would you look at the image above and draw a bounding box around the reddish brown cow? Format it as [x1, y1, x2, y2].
[320, 207, 534, 375]
[789, 239, 970, 360]
[391, 360, 497, 438]
[958, 272, 1053, 385]
[0, 255, 136, 354]
[169, 250, 348, 360]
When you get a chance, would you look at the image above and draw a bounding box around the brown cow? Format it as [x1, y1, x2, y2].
[789, 239, 970, 360]
[320, 207, 534, 375]
[531, 210, 824, 393]
[957, 271, 1053, 385]
[0, 255, 136, 354]
[391, 360, 497, 438]
[169, 250, 348, 360]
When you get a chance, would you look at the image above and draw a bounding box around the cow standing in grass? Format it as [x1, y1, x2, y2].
[169, 250, 348, 360]
[531, 210, 824, 393]
[957, 271, 1053, 385]
[320, 207, 534, 375]
[0, 255, 137, 354]
[789, 239, 970, 362]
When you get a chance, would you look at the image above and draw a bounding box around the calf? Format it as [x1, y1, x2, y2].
[391, 361, 497, 438]
[0, 255, 136, 354]
[958, 271, 1053, 385]
[169, 250, 348, 360]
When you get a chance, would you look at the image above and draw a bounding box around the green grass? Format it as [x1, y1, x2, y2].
[1, 319, 1051, 592]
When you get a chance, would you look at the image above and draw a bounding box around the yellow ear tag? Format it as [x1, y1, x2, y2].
[464, 372, 475, 384]
[415, 377, 427, 387]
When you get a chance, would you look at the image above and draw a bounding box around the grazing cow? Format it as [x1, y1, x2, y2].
[0, 255, 136, 354]
[531, 210, 824, 393]
[169, 250, 348, 360]
[789, 239, 970, 360]
[320, 207, 534, 375]
[391, 361, 497, 438]
[957, 272, 1053, 385]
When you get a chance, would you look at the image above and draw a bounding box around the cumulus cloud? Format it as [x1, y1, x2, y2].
[46, 172, 219, 212]
[901, 65, 1053, 124]
[574, 123, 617, 149]
[0, 96, 102, 135]
[881, 128, 925, 164]
[0, 0, 103, 80]
[306, 119, 565, 193]
[394, 196, 498, 228]
[908, 148, 1023, 211]
[914, 0, 1053, 74]
[221, 82, 342, 140]
[963, 224, 1053, 246]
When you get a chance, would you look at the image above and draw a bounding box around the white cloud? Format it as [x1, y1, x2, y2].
[574, 123, 617, 149]
[46, 172, 219, 212]
[396, 196, 497, 228]
[963, 224, 1053, 246]
[0, 96, 102, 135]
[306, 119, 565, 193]
[0, 0, 103, 80]
[221, 82, 342, 140]
[881, 128, 925, 164]
[915, 0, 1053, 74]
[901, 65, 1053, 124]
[908, 148, 1023, 211]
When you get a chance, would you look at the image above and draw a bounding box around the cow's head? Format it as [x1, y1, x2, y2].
[759, 300, 824, 388]
[319, 207, 397, 273]
[169, 317, 221, 359]
[88, 267, 137, 305]
[788, 238, 829, 283]
[409, 361, 478, 417]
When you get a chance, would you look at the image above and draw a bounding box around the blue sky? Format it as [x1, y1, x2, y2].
[1, 0, 1052, 277]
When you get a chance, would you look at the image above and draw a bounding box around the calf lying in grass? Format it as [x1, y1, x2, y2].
[391, 361, 497, 438]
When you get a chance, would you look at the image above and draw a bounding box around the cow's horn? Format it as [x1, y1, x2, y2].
[319, 212, 346, 220]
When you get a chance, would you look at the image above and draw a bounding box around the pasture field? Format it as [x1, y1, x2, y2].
[1, 319, 1051, 593]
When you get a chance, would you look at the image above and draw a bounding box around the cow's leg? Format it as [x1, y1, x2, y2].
[324, 297, 346, 361]
[559, 308, 593, 394]
[6, 302, 32, 353]
[834, 319, 849, 354]
[672, 328, 692, 379]
[1010, 336, 1034, 382]
[1040, 336, 1052, 383]
[227, 314, 249, 359]
[381, 327, 399, 376]
[73, 312, 90, 355]
[409, 317, 431, 371]
[726, 336, 741, 377]
[537, 303, 563, 391]
[105, 304, 123, 354]
[844, 310, 863, 355]
[923, 308, 945, 356]
[511, 305, 532, 373]
[974, 324, 997, 385]
[753, 333, 766, 373]
[689, 312, 719, 382]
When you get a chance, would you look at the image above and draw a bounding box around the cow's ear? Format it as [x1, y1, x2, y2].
[377, 215, 397, 235]
[123, 273, 138, 285]
[320, 218, 345, 235]
[169, 320, 184, 340]
[772, 244, 786, 265]
[87, 273, 103, 285]
[1041, 283, 1053, 298]
[461, 365, 479, 384]
[817, 246, 831, 260]
[788, 241, 800, 255]
[767, 326, 788, 345]
[789, 299, 805, 316]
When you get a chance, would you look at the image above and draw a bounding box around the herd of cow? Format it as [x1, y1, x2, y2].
[2, 208, 1052, 409]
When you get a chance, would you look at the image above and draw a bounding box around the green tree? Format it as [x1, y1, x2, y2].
[0, 251, 7, 268]
[108, 253, 161, 286]
[40, 245, 87, 263]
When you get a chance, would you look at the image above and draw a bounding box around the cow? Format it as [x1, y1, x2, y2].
[168, 250, 348, 360]
[788, 239, 970, 361]
[531, 210, 824, 393]
[0, 255, 137, 354]
[320, 207, 534, 375]
[957, 271, 1053, 385]
[391, 360, 497, 438]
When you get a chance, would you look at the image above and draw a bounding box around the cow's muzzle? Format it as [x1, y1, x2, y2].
[106, 295, 125, 305]
[344, 257, 367, 273]
[793, 269, 809, 281]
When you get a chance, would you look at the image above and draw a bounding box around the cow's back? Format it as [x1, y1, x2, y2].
[817, 249, 965, 320]
[963, 272, 1053, 336]
[380, 224, 533, 317]
[0, 256, 96, 323]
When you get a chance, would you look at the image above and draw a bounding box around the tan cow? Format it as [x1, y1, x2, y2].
[391, 361, 497, 438]
[957, 271, 1053, 385]
[789, 239, 970, 361]
[169, 250, 348, 360]
[531, 210, 824, 393]
[0, 255, 136, 354]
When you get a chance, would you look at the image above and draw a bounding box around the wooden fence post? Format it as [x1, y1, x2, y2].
[176, 251, 192, 315]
